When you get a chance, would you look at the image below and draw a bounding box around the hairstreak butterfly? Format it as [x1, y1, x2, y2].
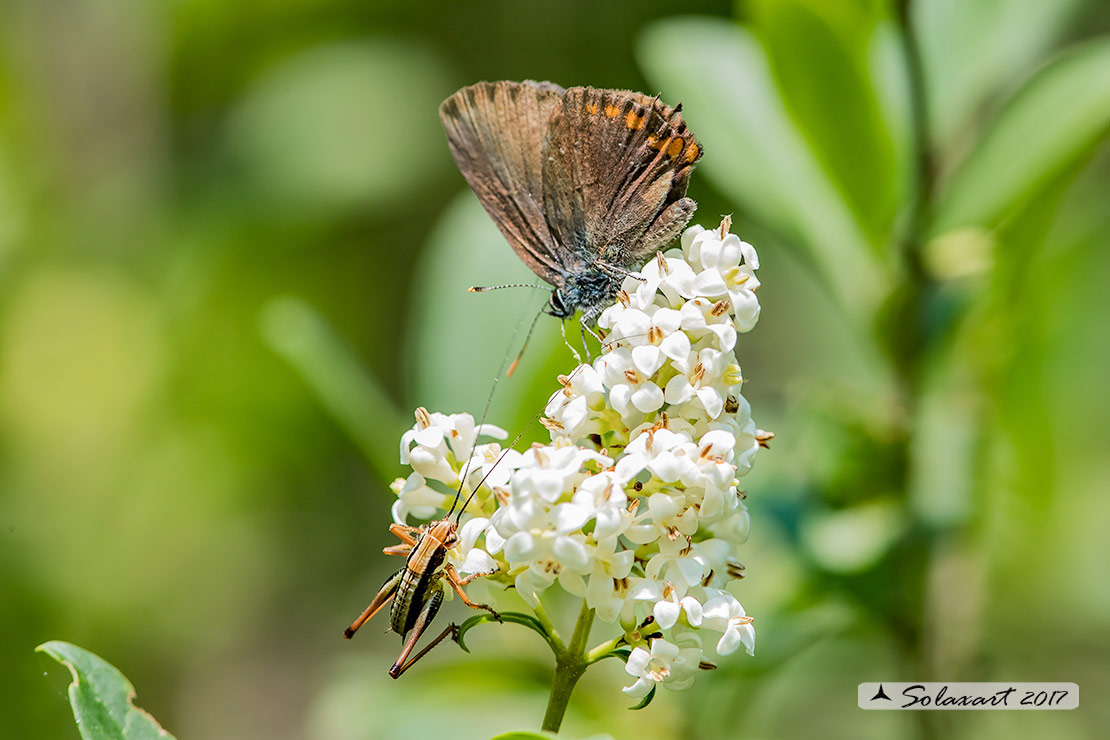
[439, 80, 702, 325]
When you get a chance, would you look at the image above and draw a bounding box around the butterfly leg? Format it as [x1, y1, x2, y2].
[560, 320, 584, 365]
[596, 260, 647, 284]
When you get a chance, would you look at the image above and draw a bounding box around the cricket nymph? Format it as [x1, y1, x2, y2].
[344, 517, 500, 678]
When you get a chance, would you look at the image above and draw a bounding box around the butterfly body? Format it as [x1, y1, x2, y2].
[440, 81, 703, 323]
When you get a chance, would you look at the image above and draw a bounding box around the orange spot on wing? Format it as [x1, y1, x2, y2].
[625, 110, 645, 130]
[683, 142, 700, 163]
[586, 101, 598, 115]
[604, 104, 620, 117]
[647, 134, 661, 149]
[667, 138, 684, 158]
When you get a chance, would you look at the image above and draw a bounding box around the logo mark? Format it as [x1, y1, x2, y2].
[870, 684, 892, 702]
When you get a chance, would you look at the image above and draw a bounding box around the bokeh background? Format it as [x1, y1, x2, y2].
[2, 1, 1108, 739]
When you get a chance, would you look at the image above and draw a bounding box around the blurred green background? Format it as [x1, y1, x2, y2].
[2, 1, 1108, 739]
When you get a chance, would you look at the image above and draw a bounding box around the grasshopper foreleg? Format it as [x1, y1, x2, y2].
[388, 522, 422, 545]
[344, 568, 403, 639]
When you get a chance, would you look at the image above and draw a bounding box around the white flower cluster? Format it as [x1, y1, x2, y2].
[390, 217, 769, 700]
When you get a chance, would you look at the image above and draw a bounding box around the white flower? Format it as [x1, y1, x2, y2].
[560, 535, 636, 623]
[622, 637, 703, 698]
[625, 492, 699, 546]
[681, 225, 761, 333]
[678, 297, 737, 352]
[598, 348, 665, 419]
[502, 529, 593, 607]
[622, 254, 697, 312]
[641, 537, 711, 594]
[399, 408, 507, 484]
[661, 347, 738, 420]
[452, 517, 498, 575]
[390, 473, 448, 524]
[628, 578, 704, 630]
[544, 365, 606, 439]
[458, 442, 522, 494]
[511, 441, 611, 504]
[571, 470, 632, 540]
[701, 589, 756, 656]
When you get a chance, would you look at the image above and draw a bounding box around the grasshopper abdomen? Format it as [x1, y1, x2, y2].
[391, 546, 447, 635]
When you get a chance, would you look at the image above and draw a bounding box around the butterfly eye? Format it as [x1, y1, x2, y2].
[547, 290, 571, 319]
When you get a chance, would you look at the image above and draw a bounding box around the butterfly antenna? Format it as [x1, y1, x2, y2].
[507, 305, 545, 378]
[446, 287, 545, 519]
[469, 283, 553, 294]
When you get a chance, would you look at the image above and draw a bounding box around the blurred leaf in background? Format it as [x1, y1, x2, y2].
[638, 1, 1110, 739]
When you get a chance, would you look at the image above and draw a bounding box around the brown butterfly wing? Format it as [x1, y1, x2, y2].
[439, 81, 569, 287]
[542, 87, 702, 268]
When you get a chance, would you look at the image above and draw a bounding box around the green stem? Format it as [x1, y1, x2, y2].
[533, 598, 567, 653]
[584, 636, 622, 664]
[892, 6, 948, 740]
[540, 600, 596, 733]
[897, 0, 936, 246]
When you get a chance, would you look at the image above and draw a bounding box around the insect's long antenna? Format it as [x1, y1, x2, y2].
[507, 305, 545, 378]
[469, 283, 553, 294]
[446, 287, 545, 519]
[450, 332, 662, 524]
[453, 363, 587, 525]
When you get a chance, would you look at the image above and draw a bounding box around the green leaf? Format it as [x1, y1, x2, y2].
[638, 17, 887, 319]
[916, 0, 1085, 150]
[932, 39, 1110, 235]
[260, 297, 409, 483]
[628, 684, 657, 711]
[456, 611, 559, 654]
[36, 641, 176, 740]
[747, 0, 901, 243]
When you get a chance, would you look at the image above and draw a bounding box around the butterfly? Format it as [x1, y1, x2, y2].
[439, 80, 702, 325]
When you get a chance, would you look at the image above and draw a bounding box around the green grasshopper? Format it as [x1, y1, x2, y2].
[344, 514, 500, 678]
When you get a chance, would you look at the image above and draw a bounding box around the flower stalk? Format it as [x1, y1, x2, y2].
[541, 602, 596, 733]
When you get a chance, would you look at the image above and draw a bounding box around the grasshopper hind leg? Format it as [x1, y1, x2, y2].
[388, 585, 454, 679]
[344, 568, 403, 638]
